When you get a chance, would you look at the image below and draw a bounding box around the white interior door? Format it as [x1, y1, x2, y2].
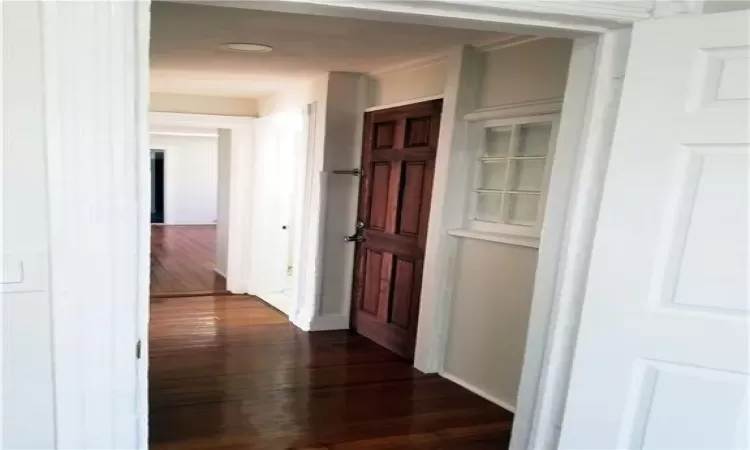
[561, 10, 749, 449]
[250, 114, 303, 314]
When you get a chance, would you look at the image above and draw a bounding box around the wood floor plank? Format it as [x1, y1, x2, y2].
[150, 295, 514, 449]
[151, 225, 228, 296]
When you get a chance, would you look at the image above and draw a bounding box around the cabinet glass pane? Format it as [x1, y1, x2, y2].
[507, 193, 539, 225]
[479, 160, 508, 190]
[517, 122, 552, 156]
[510, 159, 545, 192]
[475, 192, 504, 222]
[485, 126, 512, 157]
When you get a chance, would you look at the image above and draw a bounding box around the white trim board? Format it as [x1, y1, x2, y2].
[464, 98, 564, 121]
[364, 95, 444, 112]
[41, 2, 149, 448]
[368, 53, 446, 77]
[196, 0, 662, 35]
[447, 229, 540, 248]
[440, 371, 517, 413]
[308, 314, 351, 331]
[476, 35, 546, 52]
[510, 30, 632, 450]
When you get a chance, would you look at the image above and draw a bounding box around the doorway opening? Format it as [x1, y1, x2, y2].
[150, 149, 165, 224]
[148, 126, 227, 297]
[144, 1, 578, 448]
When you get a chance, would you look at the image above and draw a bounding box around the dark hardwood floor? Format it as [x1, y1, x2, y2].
[151, 225, 228, 297]
[150, 295, 514, 449]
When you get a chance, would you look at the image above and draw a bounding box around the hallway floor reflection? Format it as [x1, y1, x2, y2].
[149, 295, 514, 449]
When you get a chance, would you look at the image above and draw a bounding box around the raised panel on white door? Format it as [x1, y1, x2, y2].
[560, 10, 750, 450]
[621, 360, 749, 449]
[661, 146, 748, 314]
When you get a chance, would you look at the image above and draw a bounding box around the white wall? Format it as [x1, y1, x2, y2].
[150, 134, 219, 225]
[367, 60, 446, 107]
[444, 240, 539, 406]
[215, 129, 231, 275]
[2, 2, 57, 448]
[317, 72, 367, 320]
[441, 38, 573, 409]
[479, 38, 572, 108]
[150, 92, 259, 116]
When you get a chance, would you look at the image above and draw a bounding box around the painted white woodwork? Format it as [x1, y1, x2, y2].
[364, 94, 445, 112]
[314, 73, 367, 322]
[148, 112, 255, 295]
[438, 38, 573, 422]
[2, 3, 56, 447]
[200, 0, 660, 35]
[464, 98, 564, 122]
[215, 129, 232, 275]
[414, 45, 484, 373]
[40, 1, 149, 448]
[465, 113, 560, 240]
[247, 111, 306, 315]
[561, 10, 750, 449]
[510, 30, 633, 450]
[446, 229, 540, 248]
[289, 103, 321, 330]
[440, 371, 518, 414]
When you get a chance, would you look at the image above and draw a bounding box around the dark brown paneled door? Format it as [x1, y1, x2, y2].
[352, 99, 442, 360]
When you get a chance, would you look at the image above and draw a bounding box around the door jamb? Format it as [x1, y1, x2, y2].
[510, 30, 632, 450]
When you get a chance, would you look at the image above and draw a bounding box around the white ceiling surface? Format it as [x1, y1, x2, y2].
[150, 1, 514, 98]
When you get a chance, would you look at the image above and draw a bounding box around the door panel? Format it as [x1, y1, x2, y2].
[352, 100, 442, 359]
[560, 11, 749, 449]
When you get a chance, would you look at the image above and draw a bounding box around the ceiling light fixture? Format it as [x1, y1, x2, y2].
[221, 43, 273, 53]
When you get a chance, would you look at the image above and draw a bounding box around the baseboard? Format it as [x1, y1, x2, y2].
[213, 267, 226, 277]
[255, 291, 291, 317]
[307, 314, 350, 331]
[440, 371, 517, 413]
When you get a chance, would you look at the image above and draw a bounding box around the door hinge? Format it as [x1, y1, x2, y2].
[136, 339, 142, 359]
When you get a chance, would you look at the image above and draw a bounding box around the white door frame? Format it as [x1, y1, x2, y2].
[148, 112, 255, 293]
[37, 1, 699, 449]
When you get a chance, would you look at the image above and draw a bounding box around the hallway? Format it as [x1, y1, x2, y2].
[150, 225, 227, 296]
[149, 295, 514, 449]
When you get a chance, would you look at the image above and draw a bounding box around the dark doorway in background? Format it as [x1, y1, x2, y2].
[151, 149, 165, 224]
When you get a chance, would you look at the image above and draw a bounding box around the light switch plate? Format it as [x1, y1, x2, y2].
[1, 251, 48, 293]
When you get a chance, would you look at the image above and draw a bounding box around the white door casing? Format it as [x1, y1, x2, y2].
[561, 10, 750, 449]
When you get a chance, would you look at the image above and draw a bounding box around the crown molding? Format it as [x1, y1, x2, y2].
[425, 0, 655, 23]
[191, 0, 651, 38]
[369, 34, 554, 77]
[476, 35, 547, 52]
[368, 52, 446, 77]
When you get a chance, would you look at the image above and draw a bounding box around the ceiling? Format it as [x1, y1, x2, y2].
[150, 2, 515, 98]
